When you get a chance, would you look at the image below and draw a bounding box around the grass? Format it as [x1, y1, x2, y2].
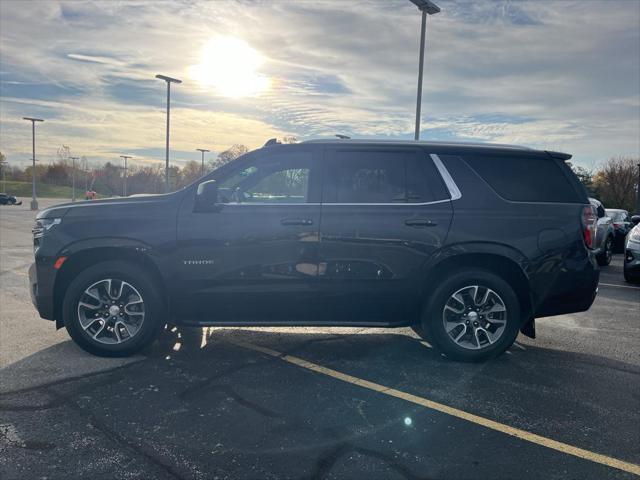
[1, 180, 78, 199]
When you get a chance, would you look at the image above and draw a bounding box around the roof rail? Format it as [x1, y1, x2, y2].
[264, 138, 280, 147]
[335, 134, 351, 139]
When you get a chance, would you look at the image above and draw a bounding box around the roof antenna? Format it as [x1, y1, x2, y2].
[335, 134, 350, 140]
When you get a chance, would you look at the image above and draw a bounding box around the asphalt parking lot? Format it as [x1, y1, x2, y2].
[1, 199, 639, 479]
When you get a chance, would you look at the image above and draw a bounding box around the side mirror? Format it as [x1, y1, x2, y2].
[631, 215, 640, 226]
[195, 180, 220, 212]
[597, 205, 605, 218]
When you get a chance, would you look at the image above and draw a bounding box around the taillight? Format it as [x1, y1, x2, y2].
[582, 206, 597, 249]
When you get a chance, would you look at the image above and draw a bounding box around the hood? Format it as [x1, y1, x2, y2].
[36, 191, 182, 220]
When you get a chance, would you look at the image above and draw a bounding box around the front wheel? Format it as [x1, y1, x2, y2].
[63, 261, 165, 357]
[418, 269, 521, 362]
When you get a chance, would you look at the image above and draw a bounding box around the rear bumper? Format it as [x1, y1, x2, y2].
[533, 254, 600, 318]
[29, 261, 56, 321]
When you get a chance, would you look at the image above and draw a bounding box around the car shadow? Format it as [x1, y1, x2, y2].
[2, 326, 639, 479]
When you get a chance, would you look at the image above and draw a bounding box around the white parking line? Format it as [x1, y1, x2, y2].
[599, 282, 640, 290]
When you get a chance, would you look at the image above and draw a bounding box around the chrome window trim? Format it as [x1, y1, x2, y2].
[215, 153, 462, 206]
[430, 153, 462, 201]
[320, 199, 451, 206]
[219, 199, 451, 206]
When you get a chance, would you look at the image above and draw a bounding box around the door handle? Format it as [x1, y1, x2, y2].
[281, 217, 313, 226]
[404, 218, 437, 227]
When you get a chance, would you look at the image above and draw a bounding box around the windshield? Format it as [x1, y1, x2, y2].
[607, 210, 628, 222]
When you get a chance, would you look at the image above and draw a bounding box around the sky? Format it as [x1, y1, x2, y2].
[0, 0, 639, 171]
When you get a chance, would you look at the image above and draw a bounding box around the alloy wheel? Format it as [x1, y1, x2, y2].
[77, 278, 145, 345]
[442, 285, 507, 350]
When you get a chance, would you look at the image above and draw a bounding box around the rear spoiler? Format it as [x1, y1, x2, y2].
[546, 150, 572, 161]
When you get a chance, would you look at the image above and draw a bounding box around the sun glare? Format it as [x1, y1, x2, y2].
[189, 36, 270, 98]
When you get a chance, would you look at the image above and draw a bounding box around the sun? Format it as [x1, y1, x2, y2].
[189, 36, 270, 98]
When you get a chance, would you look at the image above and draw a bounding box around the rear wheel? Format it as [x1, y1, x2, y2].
[418, 269, 521, 362]
[597, 236, 613, 266]
[63, 261, 165, 357]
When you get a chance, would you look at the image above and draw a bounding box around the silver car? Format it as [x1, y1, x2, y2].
[589, 198, 614, 266]
[624, 216, 640, 283]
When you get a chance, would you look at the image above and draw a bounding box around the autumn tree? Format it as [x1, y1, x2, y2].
[180, 160, 203, 186]
[593, 156, 638, 212]
[567, 162, 599, 197]
[210, 144, 248, 170]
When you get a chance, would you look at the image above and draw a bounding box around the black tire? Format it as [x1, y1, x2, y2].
[63, 260, 165, 357]
[597, 236, 613, 266]
[624, 269, 640, 284]
[418, 269, 521, 362]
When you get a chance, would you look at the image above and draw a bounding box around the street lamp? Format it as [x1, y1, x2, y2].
[0, 159, 7, 193]
[120, 155, 132, 196]
[155, 74, 182, 193]
[69, 156, 79, 202]
[196, 148, 210, 175]
[23, 117, 44, 210]
[409, 0, 440, 141]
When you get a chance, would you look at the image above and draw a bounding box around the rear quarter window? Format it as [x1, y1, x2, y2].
[462, 155, 584, 203]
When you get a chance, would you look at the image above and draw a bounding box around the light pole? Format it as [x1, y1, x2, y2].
[23, 117, 44, 210]
[409, 0, 440, 141]
[155, 74, 182, 193]
[0, 159, 7, 193]
[120, 155, 132, 196]
[69, 156, 79, 202]
[196, 148, 210, 175]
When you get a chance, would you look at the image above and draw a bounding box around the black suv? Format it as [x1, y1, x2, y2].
[29, 140, 599, 361]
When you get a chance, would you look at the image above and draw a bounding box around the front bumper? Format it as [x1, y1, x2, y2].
[29, 261, 56, 321]
[624, 244, 640, 278]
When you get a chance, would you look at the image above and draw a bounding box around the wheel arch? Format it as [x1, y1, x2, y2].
[422, 245, 534, 335]
[53, 243, 167, 328]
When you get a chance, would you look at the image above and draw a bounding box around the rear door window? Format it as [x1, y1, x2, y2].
[322, 149, 448, 204]
[463, 155, 584, 203]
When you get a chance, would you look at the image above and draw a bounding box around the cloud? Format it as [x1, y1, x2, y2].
[0, 0, 638, 170]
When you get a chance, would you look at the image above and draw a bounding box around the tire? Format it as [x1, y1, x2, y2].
[597, 236, 613, 266]
[417, 269, 521, 362]
[63, 260, 165, 357]
[624, 269, 640, 284]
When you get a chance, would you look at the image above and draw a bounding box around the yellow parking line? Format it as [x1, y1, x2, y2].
[230, 339, 640, 476]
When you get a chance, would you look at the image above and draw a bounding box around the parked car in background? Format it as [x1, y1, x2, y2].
[589, 198, 614, 266]
[606, 208, 632, 252]
[29, 140, 599, 362]
[0, 193, 21, 205]
[623, 215, 640, 283]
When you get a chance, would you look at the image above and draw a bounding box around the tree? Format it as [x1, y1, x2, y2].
[180, 160, 202, 186]
[210, 144, 248, 170]
[593, 156, 638, 212]
[567, 162, 599, 197]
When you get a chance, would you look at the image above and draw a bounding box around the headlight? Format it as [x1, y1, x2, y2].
[32, 218, 62, 239]
[627, 228, 640, 245]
